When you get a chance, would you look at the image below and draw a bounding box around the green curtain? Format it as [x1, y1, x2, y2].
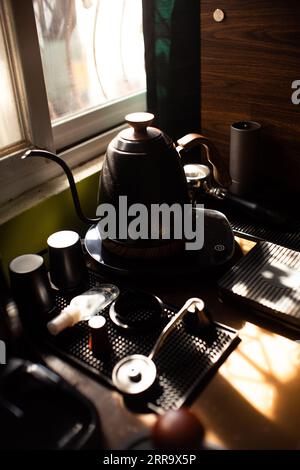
[142, 0, 200, 139]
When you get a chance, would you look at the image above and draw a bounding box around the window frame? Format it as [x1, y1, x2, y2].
[0, 0, 146, 206]
[53, 91, 146, 151]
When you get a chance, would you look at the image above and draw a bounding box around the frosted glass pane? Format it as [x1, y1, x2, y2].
[33, 0, 146, 122]
[0, 23, 22, 149]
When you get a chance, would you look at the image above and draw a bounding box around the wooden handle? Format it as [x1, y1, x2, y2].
[177, 133, 232, 188]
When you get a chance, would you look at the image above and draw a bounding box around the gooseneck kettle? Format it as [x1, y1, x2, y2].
[23, 112, 231, 260]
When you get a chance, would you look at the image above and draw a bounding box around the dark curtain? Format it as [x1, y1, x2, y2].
[142, 0, 200, 140]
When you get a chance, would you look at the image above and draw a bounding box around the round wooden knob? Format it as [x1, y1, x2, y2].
[125, 112, 154, 134]
[151, 408, 205, 450]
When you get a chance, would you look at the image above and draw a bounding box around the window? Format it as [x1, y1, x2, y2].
[0, 0, 146, 205]
[34, 0, 145, 122]
[0, 11, 24, 155]
[33, 0, 146, 149]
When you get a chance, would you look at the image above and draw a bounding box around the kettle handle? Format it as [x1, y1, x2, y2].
[176, 133, 232, 188]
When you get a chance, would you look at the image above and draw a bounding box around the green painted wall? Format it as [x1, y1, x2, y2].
[0, 172, 99, 278]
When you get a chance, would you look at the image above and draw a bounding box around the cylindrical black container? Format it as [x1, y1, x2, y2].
[88, 315, 110, 357]
[47, 230, 87, 293]
[229, 121, 261, 197]
[9, 254, 54, 329]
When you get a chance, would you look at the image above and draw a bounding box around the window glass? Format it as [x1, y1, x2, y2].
[33, 0, 146, 122]
[0, 22, 22, 150]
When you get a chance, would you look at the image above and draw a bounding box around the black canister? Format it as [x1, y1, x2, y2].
[47, 230, 87, 293]
[229, 121, 261, 198]
[9, 254, 54, 330]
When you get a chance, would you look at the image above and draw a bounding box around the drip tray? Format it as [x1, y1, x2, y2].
[46, 271, 239, 413]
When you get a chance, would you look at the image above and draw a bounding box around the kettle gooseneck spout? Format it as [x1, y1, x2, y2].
[22, 149, 100, 225]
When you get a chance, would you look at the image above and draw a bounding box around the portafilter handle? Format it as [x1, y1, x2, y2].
[148, 298, 205, 361]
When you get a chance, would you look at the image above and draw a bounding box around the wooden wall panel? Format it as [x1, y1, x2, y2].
[200, 0, 300, 207]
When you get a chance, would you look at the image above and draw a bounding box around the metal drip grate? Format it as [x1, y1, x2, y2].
[203, 199, 300, 251]
[47, 271, 239, 412]
[225, 210, 300, 252]
[231, 219, 300, 251]
[219, 241, 300, 329]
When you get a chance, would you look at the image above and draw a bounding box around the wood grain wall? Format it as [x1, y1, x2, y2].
[200, 0, 300, 207]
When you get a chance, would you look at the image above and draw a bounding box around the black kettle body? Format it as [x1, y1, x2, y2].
[97, 113, 190, 259]
[99, 113, 189, 211]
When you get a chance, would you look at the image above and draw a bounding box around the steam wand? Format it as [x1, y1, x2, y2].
[22, 149, 100, 225]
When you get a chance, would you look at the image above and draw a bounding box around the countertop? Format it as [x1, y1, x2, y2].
[42, 238, 300, 450]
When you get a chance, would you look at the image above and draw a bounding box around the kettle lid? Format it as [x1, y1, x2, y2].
[120, 112, 161, 142]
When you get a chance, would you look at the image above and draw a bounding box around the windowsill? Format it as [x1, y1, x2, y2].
[0, 123, 126, 210]
[0, 155, 104, 226]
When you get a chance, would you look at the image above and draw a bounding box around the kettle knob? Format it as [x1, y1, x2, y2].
[125, 112, 154, 136]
